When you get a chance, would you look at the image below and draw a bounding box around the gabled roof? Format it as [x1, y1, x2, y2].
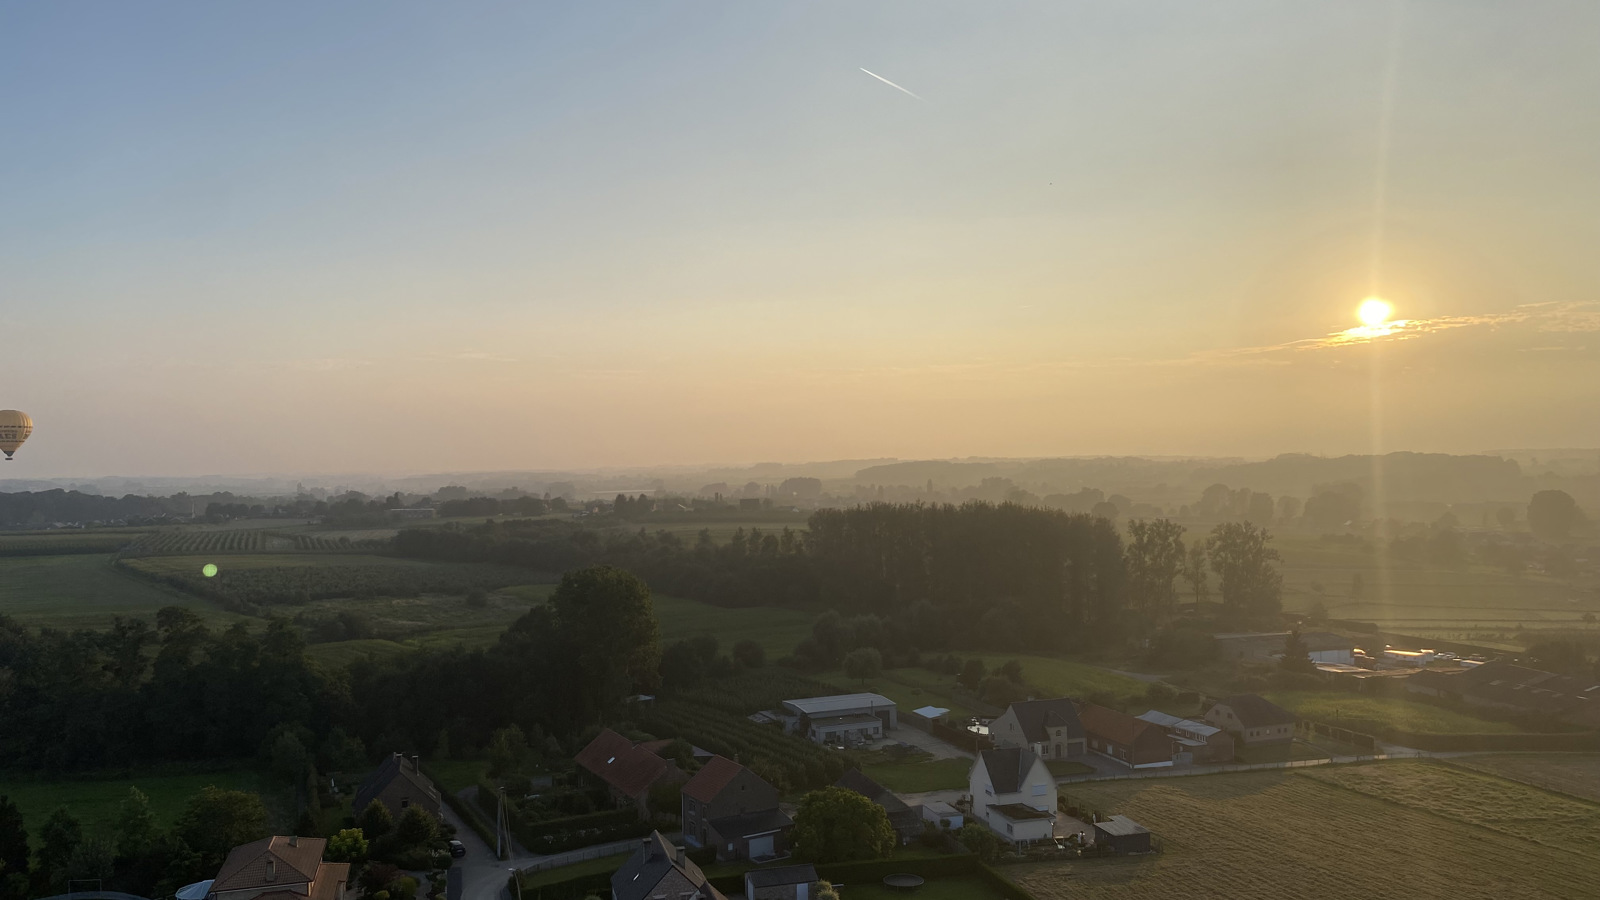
[575, 729, 673, 799]
[745, 865, 818, 888]
[976, 748, 1040, 796]
[1076, 703, 1169, 747]
[354, 753, 440, 814]
[612, 832, 725, 900]
[834, 769, 911, 814]
[683, 755, 748, 803]
[707, 808, 792, 839]
[1214, 694, 1295, 728]
[1136, 710, 1222, 738]
[781, 693, 895, 716]
[1094, 815, 1148, 836]
[212, 836, 325, 893]
[1006, 698, 1086, 743]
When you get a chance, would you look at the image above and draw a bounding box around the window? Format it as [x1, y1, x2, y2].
[400, 798, 410, 808]
[1031, 784, 1047, 796]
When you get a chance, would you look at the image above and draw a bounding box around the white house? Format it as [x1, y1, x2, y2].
[969, 748, 1056, 846]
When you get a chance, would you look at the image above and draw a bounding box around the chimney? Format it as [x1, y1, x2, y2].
[676, 845, 687, 865]
[641, 836, 653, 859]
[288, 835, 298, 847]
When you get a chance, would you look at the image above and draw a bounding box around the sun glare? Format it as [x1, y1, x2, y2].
[1358, 297, 1393, 327]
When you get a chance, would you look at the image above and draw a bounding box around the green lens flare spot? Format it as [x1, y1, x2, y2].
[202, 564, 219, 578]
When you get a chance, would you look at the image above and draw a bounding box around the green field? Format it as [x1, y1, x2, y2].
[1263, 690, 1527, 735]
[0, 769, 266, 839]
[1024, 761, 1600, 899]
[1446, 753, 1600, 803]
[861, 757, 972, 793]
[0, 553, 246, 628]
[976, 656, 1151, 703]
[653, 594, 814, 658]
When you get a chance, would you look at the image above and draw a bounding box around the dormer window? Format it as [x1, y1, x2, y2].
[265, 860, 277, 882]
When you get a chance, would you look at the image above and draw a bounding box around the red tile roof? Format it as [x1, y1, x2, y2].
[682, 755, 745, 804]
[575, 729, 672, 799]
[212, 836, 326, 893]
[1075, 702, 1167, 748]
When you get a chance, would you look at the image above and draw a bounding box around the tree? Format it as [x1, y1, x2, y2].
[548, 566, 662, 721]
[115, 787, 158, 861]
[731, 639, 765, 669]
[843, 647, 883, 682]
[1280, 628, 1313, 673]
[36, 807, 82, 891]
[1182, 542, 1209, 612]
[65, 835, 115, 884]
[326, 829, 369, 864]
[487, 725, 531, 778]
[0, 798, 26, 889]
[1350, 573, 1365, 600]
[1125, 519, 1186, 619]
[268, 730, 313, 785]
[1496, 506, 1517, 529]
[174, 787, 268, 872]
[790, 788, 895, 863]
[393, 806, 438, 850]
[956, 823, 1005, 861]
[359, 800, 394, 841]
[958, 659, 987, 690]
[814, 881, 841, 900]
[1207, 522, 1283, 621]
[1528, 490, 1583, 540]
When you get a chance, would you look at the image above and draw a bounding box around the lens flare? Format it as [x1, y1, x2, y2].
[202, 564, 219, 577]
[1358, 297, 1393, 327]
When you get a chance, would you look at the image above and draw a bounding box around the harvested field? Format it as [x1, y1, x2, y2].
[1445, 753, 1600, 803]
[1018, 763, 1600, 899]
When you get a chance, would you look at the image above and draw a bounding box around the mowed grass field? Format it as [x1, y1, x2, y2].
[1021, 761, 1600, 899]
[1263, 690, 1527, 734]
[653, 593, 814, 658]
[0, 769, 265, 840]
[1445, 754, 1600, 803]
[0, 553, 247, 628]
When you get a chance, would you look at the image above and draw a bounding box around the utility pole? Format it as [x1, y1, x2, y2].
[495, 787, 510, 860]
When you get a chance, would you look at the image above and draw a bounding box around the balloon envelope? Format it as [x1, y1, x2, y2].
[0, 410, 31, 460]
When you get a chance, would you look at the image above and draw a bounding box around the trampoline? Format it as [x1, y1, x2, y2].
[882, 873, 925, 892]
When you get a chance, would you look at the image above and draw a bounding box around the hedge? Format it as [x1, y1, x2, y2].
[519, 808, 658, 855]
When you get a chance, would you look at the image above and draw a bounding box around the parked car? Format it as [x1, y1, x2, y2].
[448, 840, 467, 859]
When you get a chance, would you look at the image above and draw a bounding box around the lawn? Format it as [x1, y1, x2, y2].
[1263, 690, 1526, 735]
[0, 553, 246, 629]
[1233, 740, 1330, 765]
[0, 768, 265, 839]
[423, 759, 488, 795]
[1018, 762, 1600, 899]
[974, 656, 1151, 705]
[1446, 754, 1600, 803]
[653, 593, 815, 659]
[861, 757, 972, 793]
[1045, 760, 1095, 777]
[828, 876, 1012, 900]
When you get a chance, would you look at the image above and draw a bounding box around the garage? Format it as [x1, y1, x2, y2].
[748, 833, 775, 859]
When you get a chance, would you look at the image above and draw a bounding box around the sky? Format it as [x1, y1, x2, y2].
[2, 1, 1598, 476]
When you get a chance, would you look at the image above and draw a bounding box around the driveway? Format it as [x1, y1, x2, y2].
[886, 726, 974, 760]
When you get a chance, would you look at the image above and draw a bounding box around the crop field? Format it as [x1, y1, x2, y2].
[1019, 763, 1600, 899]
[1263, 690, 1526, 735]
[0, 553, 246, 628]
[120, 553, 536, 608]
[1445, 753, 1600, 803]
[0, 768, 266, 839]
[126, 529, 387, 554]
[653, 593, 814, 657]
[0, 530, 149, 556]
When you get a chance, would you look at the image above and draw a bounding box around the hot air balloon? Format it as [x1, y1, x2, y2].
[0, 410, 33, 460]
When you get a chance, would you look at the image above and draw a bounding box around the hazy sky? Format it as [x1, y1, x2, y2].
[3, 1, 1598, 476]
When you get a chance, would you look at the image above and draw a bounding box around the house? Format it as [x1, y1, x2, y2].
[681, 756, 792, 862]
[921, 800, 963, 831]
[1204, 695, 1295, 745]
[969, 748, 1055, 846]
[780, 694, 897, 744]
[1135, 710, 1235, 764]
[834, 769, 922, 843]
[1093, 816, 1152, 854]
[575, 728, 687, 817]
[208, 836, 349, 900]
[1215, 632, 1356, 666]
[743, 864, 819, 900]
[611, 831, 726, 900]
[352, 754, 442, 822]
[1076, 703, 1175, 768]
[989, 698, 1087, 760]
[1406, 661, 1600, 728]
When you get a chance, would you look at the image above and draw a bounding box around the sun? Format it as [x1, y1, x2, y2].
[1358, 297, 1393, 327]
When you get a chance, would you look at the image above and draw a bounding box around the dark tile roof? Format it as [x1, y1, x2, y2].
[683, 755, 747, 803]
[707, 807, 793, 839]
[1007, 698, 1086, 744]
[977, 747, 1039, 795]
[575, 729, 673, 799]
[1215, 694, 1296, 728]
[833, 769, 911, 814]
[354, 753, 439, 814]
[745, 865, 818, 888]
[1094, 815, 1148, 836]
[611, 832, 725, 900]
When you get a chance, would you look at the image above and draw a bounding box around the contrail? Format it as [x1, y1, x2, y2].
[859, 68, 925, 102]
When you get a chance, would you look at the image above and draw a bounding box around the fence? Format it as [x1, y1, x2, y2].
[1299, 719, 1379, 752]
[519, 840, 638, 874]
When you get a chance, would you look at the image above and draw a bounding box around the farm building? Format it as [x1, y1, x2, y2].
[1215, 631, 1356, 666]
[1407, 661, 1600, 728]
[1093, 815, 1152, 854]
[1204, 694, 1295, 745]
[1136, 710, 1235, 764]
[574, 728, 687, 817]
[834, 769, 923, 843]
[613, 832, 726, 900]
[681, 756, 792, 862]
[990, 697, 1087, 760]
[743, 864, 819, 900]
[353, 753, 442, 822]
[781, 693, 897, 744]
[1077, 702, 1175, 768]
[970, 748, 1056, 845]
